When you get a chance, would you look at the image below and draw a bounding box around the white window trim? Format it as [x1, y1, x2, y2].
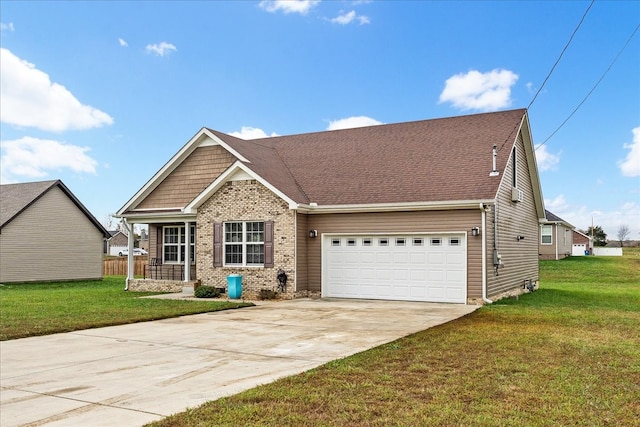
[223, 221, 265, 267]
[541, 225, 553, 245]
[163, 225, 196, 264]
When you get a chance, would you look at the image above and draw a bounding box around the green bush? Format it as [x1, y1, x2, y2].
[195, 286, 221, 299]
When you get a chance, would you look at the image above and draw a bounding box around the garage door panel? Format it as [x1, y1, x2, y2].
[324, 234, 466, 303]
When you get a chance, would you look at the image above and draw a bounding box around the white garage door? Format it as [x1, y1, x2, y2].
[323, 234, 467, 303]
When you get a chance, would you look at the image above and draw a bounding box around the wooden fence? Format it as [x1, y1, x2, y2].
[103, 256, 148, 276]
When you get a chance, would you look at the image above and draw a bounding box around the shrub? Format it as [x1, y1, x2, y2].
[259, 289, 278, 300]
[195, 286, 221, 299]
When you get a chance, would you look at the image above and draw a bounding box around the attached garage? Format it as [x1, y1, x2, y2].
[322, 234, 467, 303]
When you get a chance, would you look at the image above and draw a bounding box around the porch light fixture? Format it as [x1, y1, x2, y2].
[516, 235, 525, 241]
[471, 227, 480, 237]
[309, 230, 318, 238]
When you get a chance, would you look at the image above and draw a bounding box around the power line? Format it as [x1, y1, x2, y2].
[536, 22, 640, 151]
[527, 0, 595, 111]
[498, 0, 594, 152]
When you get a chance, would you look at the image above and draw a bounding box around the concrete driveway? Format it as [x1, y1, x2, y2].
[1, 298, 477, 427]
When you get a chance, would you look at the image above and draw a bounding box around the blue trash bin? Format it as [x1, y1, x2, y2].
[227, 274, 242, 299]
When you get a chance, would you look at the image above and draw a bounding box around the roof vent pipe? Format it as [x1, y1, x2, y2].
[489, 144, 499, 177]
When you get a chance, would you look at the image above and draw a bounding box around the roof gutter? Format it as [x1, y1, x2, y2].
[296, 199, 495, 214]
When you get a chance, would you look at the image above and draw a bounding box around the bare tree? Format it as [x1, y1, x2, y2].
[617, 224, 630, 247]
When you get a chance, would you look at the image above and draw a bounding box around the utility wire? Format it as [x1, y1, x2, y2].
[527, 0, 594, 111]
[536, 22, 640, 151]
[498, 0, 594, 152]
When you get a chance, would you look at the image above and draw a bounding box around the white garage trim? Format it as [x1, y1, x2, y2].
[321, 232, 467, 303]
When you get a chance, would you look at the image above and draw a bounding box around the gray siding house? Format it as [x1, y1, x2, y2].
[0, 180, 109, 283]
[539, 210, 574, 260]
[118, 109, 545, 304]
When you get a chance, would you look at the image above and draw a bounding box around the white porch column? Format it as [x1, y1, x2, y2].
[184, 221, 191, 282]
[125, 220, 135, 290]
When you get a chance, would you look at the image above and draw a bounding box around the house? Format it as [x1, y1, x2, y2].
[572, 229, 592, 256]
[105, 230, 128, 255]
[539, 210, 574, 260]
[0, 180, 110, 283]
[117, 109, 545, 304]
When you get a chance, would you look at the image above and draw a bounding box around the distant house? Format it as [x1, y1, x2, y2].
[105, 230, 128, 256]
[0, 180, 110, 283]
[572, 229, 592, 256]
[118, 109, 545, 304]
[539, 210, 574, 260]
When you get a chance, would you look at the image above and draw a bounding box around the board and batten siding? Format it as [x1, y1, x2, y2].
[0, 186, 104, 283]
[486, 134, 540, 297]
[300, 209, 484, 298]
[137, 145, 235, 209]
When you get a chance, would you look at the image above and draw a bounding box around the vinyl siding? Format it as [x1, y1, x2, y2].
[301, 209, 483, 298]
[486, 134, 540, 296]
[538, 223, 573, 260]
[0, 186, 103, 283]
[137, 145, 235, 209]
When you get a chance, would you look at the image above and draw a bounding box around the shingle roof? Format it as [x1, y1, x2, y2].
[544, 210, 574, 228]
[212, 108, 527, 205]
[0, 180, 110, 237]
[0, 180, 58, 227]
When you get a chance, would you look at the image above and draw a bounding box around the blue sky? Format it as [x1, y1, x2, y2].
[1, 0, 639, 239]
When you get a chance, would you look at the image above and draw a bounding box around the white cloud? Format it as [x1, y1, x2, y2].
[327, 116, 382, 130]
[544, 195, 640, 239]
[146, 42, 177, 56]
[438, 69, 519, 112]
[618, 126, 640, 177]
[534, 144, 561, 171]
[0, 48, 114, 132]
[229, 126, 278, 139]
[331, 10, 356, 24]
[118, 38, 128, 47]
[259, 0, 320, 15]
[0, 137, 98, 183]
[1, 22, 14, 32]
[329, 10, 370, 25]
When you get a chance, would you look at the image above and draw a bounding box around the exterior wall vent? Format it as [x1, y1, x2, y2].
[511, 187, 524, 202]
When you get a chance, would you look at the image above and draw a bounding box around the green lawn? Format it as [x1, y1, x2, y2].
[149, 250, 640, 427]
[0, 276, 252, 340]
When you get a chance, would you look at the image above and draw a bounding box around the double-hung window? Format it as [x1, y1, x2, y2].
[163, 225, 195, 263]
[224, 221, 265, 266]
[541, 225, 552, 245]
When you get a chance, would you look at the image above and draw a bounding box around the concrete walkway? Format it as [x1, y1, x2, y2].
[0, 298, 478, 427]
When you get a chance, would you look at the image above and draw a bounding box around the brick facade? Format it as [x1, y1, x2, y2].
[196, 179, 296, 299]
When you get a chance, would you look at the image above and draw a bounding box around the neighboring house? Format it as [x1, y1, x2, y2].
[1, 180, 110, 283]
[117, 109, 545, 304]
[539, 210, 574, 260]
[105, 230, 128, 255]
[572, 229, 592, 256]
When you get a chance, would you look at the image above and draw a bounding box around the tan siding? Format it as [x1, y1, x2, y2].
[295, 213, 309, 292]
[137, 146, 235, 209]
[539, 223, 573, 260]
[305, 210, 483, 298]
[486, 134, 540, 296]
[0, 187, 103, 283]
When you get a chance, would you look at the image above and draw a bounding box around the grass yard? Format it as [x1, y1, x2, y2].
[149, 250, 640, 427]
[0, 276, 252, 340]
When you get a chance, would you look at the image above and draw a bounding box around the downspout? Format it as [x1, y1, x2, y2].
[481, 204, 492, 304]
[125, 220, 134, 291]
